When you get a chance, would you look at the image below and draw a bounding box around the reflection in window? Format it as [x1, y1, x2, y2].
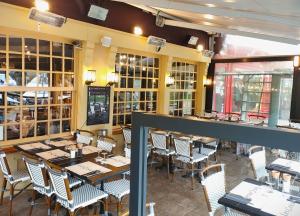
[0, 35, 6, 51]
[39, 57, 50, 71]
[0, 92, 4, 106]
[51, 106, 61, 119]
[64, 44, 74, 58]
[50, 121, 60, 134]
[25, 55, 37, 70]
[62, 106, 71, 118]
[9, 54, 22, 69]
[38, 72, 49, 87]
[0, 71, 6, 86]
[50, 91, 62, 104]
[62, 91, 72, 104]
[7, 108, 20, 122]
[37, 122, 48, 136]
[52, 73, 62, 87]
[0, 53, 6, 69]
[64, 74, 74, 87]
[22, 123, 34, 138]
[0, 109, 4, 124]
[7, 92, 20, 106]
[25, 38, 37, 54]
[22, 108, 35, 121]
[52, 42, 62, 56]
[52, 58, 62, 71]
[37, 107, 48, 120]
[23, 91, 35, 105]
[64, 59, 74, 72]
[7, 124, 20, 140]
[9, 37, 22, 52]
[8, 71, 22, 86]
[62, 120, 71, 132]
[39, 40, 50, 55]
[37, 91, 48, 105]
[0, 125, 4, 141]
[25, 72, 38, 87]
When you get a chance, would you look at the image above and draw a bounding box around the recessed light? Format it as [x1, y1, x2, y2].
[224, 0, 236, 3]
[203, 21, 214, 26]
[205, 3, 216, 8]
[197, 44, 204, 52]
[203, 14, 214, 20]
[35, 0, 49, 12]
[134, 26, 143, 36]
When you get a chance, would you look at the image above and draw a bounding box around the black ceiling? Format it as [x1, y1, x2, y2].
[1, 0, 209, 49]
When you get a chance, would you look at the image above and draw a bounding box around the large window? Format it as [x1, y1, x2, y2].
[0, 34, 75, 143]
[113, 52, 159, 126]
[169, 61, 197, 116]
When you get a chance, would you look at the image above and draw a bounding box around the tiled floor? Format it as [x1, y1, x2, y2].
[0, 150, 257, 216]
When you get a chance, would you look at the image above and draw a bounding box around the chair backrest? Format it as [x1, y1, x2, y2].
[47, 167, 72, 202]
[97, 137, 116, 153]
[151, 132, 167, 150]
[0, 151, 11, 177]
[173, 137, 191, 158]
[201, 164, 226, 215]
[77, 133, 93, 145]
[248, 146, 267, 180]
[24, 157, 48, 188]
[122, 127, 131, 145]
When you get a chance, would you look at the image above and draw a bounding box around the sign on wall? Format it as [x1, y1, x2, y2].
[87, 86, 110, 125]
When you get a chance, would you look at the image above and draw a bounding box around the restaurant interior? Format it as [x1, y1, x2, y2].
[0, 0, 300, 216]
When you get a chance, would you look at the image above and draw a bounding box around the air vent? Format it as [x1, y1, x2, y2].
[147, 36, 167, 52]
[29, 8, 66, 27]
[88, 4, 109, 21]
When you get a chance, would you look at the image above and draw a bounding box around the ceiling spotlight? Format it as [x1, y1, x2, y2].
[224, 0, 236, 3]
[203, 14, 214, 20]
[205, 3, 216, 7]
[35, 0, 49, 12]
[197, 44, 204, 52]
[134, 26, 143, 36]
[188, 36, 199, 45]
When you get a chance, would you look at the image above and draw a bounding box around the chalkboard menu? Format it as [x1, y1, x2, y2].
[87, 86, 110, 125]
[290, 68, 300, 123]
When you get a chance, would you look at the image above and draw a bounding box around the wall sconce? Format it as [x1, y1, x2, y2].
[294, 56, 300, 67]
[107, 72, 119, 86]
[85, 70, 96, 85]
[166, 75, 175, 87]
[204, 78, 213, 87]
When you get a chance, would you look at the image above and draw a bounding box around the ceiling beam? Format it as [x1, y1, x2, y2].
[113, 0, 300, 27]
[165, 19, 300, 45]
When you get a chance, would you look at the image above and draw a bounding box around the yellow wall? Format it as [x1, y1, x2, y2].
[0, 2, 210, 140]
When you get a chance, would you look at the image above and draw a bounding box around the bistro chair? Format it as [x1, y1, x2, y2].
[200, 139, 219, 162]
[0, 151, 31, 216]
[47, 166, 108, 216]
[150, 131, 175, 179]
[201, 164, 245, 216]
[100, 178, 130, 216]
[23, 157, 54, 216]
[74, 129, 95, 145]
[248, 146, 269, 182]
[97, 136, 117, 154]
[121, 203, 155, 216]
[173, 136, 208, 189]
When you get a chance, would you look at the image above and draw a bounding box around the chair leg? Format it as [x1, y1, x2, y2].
[9, 183, 15, 216]
[68, 210, 75, 216]
[29, 190, 37, 216]
[191, 163, 195, 190]
[45, 196, 51, 216]
[0, 178, 7, 205]
[54, 202, 61, 216]
[117, 200, 121, 216]
[167, 156, 170, 179]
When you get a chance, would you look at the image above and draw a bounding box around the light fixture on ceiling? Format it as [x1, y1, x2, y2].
[203, 14, 214, 20]
[188, 36, 199, 45]
[294, 56, 300, 67]
[205, 3, 216, 8]
[29, 8, 66, 27]
[166, 75, 175, 87]
[224, 0, 236, 3]
[197, 44, 204, 52]
[88, 4, 109, 21]
[134, 26, 143, 36]
[204, 77, 213, 87]
[35, 0, 49, 12]
[107, 72, 119, 86]
[85, 70, 96, 85]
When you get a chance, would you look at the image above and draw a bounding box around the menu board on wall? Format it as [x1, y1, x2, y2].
[87, 86, 110, 125]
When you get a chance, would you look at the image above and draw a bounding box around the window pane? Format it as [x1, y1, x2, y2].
[9, 36, 22, 52]
[64, 59, 74, 72]
[39, 57, 50, 71]
[9, 54, 22, 69]
[64, 74, 74, 87]
[22, 123, 35, 138]
[7, 124, 20, 140]
[0, 92, 4, 106]
[52, 73, 62, 87]
[50, 91, 62, 104]
[23, 91, 35, 105]
[38, 72, 50, 87]
[37, 91, 49, 105]
[7, 92, 20, 106]
[64, 44, 74, 58]
[0, 35, 6, 51]
[24, 38, 37, 54]
[52, 42, 62, 56]
[51, 106, 61, 119]
[50, 121, 60, 134]
[62, 106, 71, 118]
[25, 72, 38, 87]
[62, 120, 71, 132]
[0, 71, 6, 86]
[7, 108, 20, 123]
[62, 91, 72, 104]
[37, 122, 48, 136]
[0, 53, 6, 69]
[22, 107, 35, 121]
[39, 40, 50, 55]
[52, 58, 62, 72]
[0, 109, 4, 124]
[37, 107, 48, 121]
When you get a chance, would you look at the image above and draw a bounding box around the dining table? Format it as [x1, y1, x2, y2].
[218, 178, 300, 216]
[14, 138, 130, 214]
[266, 158, 300, 179]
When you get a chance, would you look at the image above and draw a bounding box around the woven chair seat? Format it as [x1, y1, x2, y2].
[103, 179, 130, 200]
